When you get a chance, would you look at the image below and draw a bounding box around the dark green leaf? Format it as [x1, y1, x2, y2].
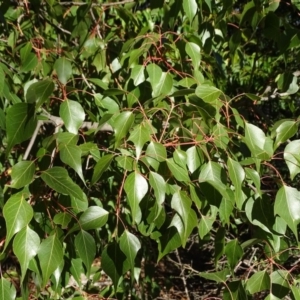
[224, 239, 243, 271]
[10, 160, 35, 189]
[91, 154, 114, 185]
[54, 57, 72, 84]
[26, 80, 54, 106]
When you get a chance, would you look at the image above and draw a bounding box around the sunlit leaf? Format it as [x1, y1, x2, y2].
[195, 84, 222, 103]
[91, 154, 114, 185]
[10, 160, 35, 189]
[0, 278, 16, 300]
[54, 57, 72, 84]
[246, 270, 270, 294]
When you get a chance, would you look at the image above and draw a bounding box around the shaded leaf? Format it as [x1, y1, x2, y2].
[149, 171, 166, 219]
[224, 239, 243, 271]
[54, 57, 72, 84]
[158, 227, 182, 260]
[246, 270, 270, 294]
[167, 158, 190, 182]
[199, 269, 230, 283]
[113, 111, 135, 147]
[26, 80, 54, 107]
[128, 123, 151, 159]
[91, 154, 114, 185]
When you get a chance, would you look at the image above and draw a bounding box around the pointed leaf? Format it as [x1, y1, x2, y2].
[38, 234, 64, 287]
[227, 158, 245, 188]
[246, 270, 270, 294]
[78, 206, 108, 231]
[284, 140, 300, 180]
[75, 230, 96, 276]
[225, 239, 243, 270]
[91, 154, 114, 185]
[146, 141, 167, 170]
[167, 158, 190, 182]
[199, 269, 230, 283]
[59, 143, 84, 183]
[183, 0, 198, 22]
[152, 72, 173, 97]
[13, 226, 40, 282]
[274, 186, 300, 240]
[0, 278, 16, 300]
[158, 227, 182, 260]
[124, 172, 148, 224]
[195, 84, 222, 103]
[120, 230, 141, 271]
[54, 57, 72, 84]
[41, 167, 86, 201]
[26, 80, 54, 106]
[113, 111, 135, 146]
[199, 215, 215, 239]
[3, 192, 33, 248]
[128, 123, 151, 159]
[53, 212, 72, 229]
[10, 160, 35, 189]
[185, 42, 201, 68]
[6, 103, 37, 155]
[186, 146, 203, 173]
[131, 65, 145, 86]
[59, 100, 85, 134]
[274, 121, 298, 149]
[149, 171, 166, 218]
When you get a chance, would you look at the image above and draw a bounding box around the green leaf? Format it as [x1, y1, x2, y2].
[131, 65, 145, 86]
[171, 191, 192, 233]
[0, 278, 16, 300]
[59, 100, 85, 134]
[145, 141, 167, 170]
[41, 167, 86, 201]
[284, 140, 300, 180]
[6, 103, 37, 155]
[25, 80, 54, 106]
[245, 167, 261, 195]
[199, 161, 227, 195]
[38, 234, 64, 287]
[91, 154, 114, 185]
[183, 0, 198, 22]
[113, 111, 135, 147]
[227, 158, 245, 188]
[274, 120, 297, 149]
[124, 172, 148, 224]
[75, 230, 96, 276]
[53, 212, 72, 229]
[224, 239, 243, 271]
[73, 206, 109, 232]
[128, 123, 151, 159]
[186, 146, 202, 173]
[101, 241, 130, 289]
[13, 226, 40, 282]
[185, 42, 201, 68]
[149, 171, 166, 219]
[54, 57, 72, 85]
[199, 269, 230, 283]
[152, 72, 173, 97]
[0, 65, 5, 96]
[70, 258, 83, 287]
[3, 191, 33, 249]
[158, 227, 182, 260]
[223, 280, 248, 300]
[10, 160, 35, 189]
[274, 186, 300, 240]
[246, 270, 270, 294]
[20, 43, 38, 72]
[120, 230, 141, 272]
[195, 84, 222, 103]
[199, 215, 215, 239]
[59, 143, 84, 183]
[167, 158, 190, 182]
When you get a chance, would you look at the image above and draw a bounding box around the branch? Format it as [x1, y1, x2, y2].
[59, 1, 135, 7]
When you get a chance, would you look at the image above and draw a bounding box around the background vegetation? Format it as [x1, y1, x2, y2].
[1, 0, 300, 299]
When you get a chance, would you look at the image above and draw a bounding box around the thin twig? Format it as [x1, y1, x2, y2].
[175, 249, 191, 300]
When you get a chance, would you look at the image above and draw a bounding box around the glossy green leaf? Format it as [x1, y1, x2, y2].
[54, 57, 72, 84]
[25, 80, 54, 106]
[199, 215, 215, 239]
[274, 186, 300, 240]
[70, 258, 83, 287]
[114, 111, 135, 147]
[38, 234, 64, 287]
[183, 0, 198, 22]
[274, 120, 297, 149]
[149, 171, 166, 219]
[76, 206, 108, 231]
[91, 154, 114, 185]
[146, 141, 167, 170]
[171, 191, 192, 232]
[10, 160, 35, 189]
[13, 226, 40, 282]
[75, 230, 95, 276]
[20, 43, 38, 72]
[128, 123, 151, 159]
[3, 191, 33, 248]
[284, 140, 300, 180]
[101, 241, 130, 289]
[195, 84, 222, 103]
[224, 239, 243, 270]
[124, 172, 148, 224]
[6, 103, 37, 155]
[152, 72, 173, 97]
[219, 196, 235, 226]
[167, 158, 190, 182]
[186, 146, 202, 173]
[246, 270, 270, 294]
[131, 65, 145, 86]
[59, 143, 84, 183]
[120, 230, 141, 272]
[245, 167, 261, 195]
[59, 100, 85, 134]
[185, 42, 201, 68]
[227, 158, 245, 188]
[41, 167, 86, 201]
[0, 278, 16, 300]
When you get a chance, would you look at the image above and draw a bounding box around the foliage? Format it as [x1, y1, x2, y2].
[1, 0, 300, 299]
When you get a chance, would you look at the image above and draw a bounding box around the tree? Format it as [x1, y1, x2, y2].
[1, 0, 300, 299]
